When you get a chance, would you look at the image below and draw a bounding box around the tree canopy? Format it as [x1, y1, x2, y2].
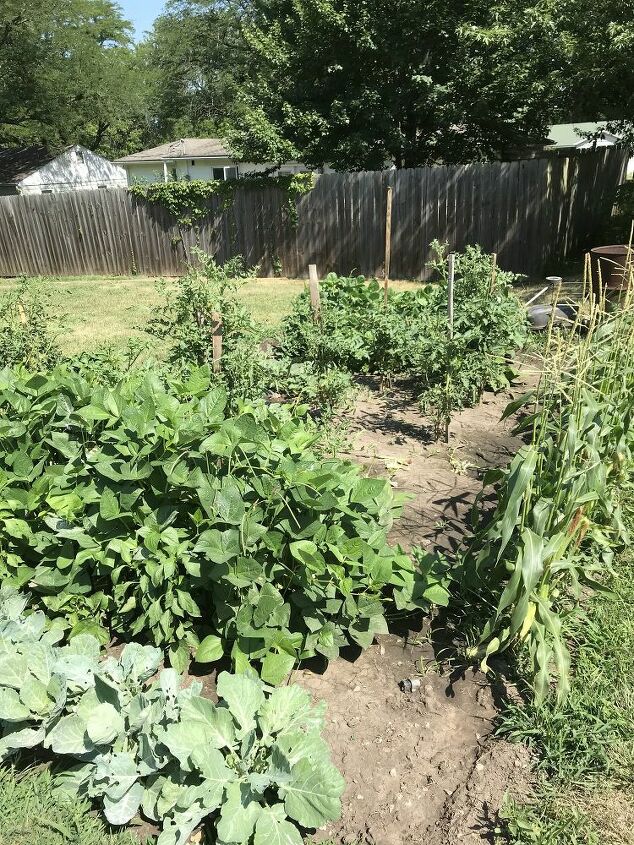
[0, 0, 147, 156]
[1, 0, 633, 165]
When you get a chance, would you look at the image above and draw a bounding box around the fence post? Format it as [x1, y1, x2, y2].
[308, 264, 321, 322]
[211, 311, 223, 374]
[384, 186, 393, 305]
[445, 252, 456, 444]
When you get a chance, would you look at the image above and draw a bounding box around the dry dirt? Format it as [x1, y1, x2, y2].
[289, 375, 538, 845]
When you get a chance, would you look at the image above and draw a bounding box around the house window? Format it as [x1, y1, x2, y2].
[98, 184, 107, 189]
[212, 166, 238, 181]
[191, 160, 196, 166]
[42, 189, 53, 194]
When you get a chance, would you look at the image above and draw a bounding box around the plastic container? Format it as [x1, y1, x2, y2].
[590, 245, 632, 307]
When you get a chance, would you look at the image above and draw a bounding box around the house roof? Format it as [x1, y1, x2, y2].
[114, 138, 231, 164]
[0, 145, 61, 185]
[545, 122, 618, 148]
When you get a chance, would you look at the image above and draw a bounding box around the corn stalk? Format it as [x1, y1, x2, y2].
[460, 254, 634, 703]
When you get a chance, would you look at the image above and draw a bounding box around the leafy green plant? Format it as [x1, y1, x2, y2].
[0, 364, 450, 676]
[129, 174, 314, 226]
[280, 243, 527, 434]
[146, 252, 272, 401]
[497, 796, 598, 845]
[70, 339, 150, 386]
[0, 278, 61, 370]
[0, 585, 344, 845]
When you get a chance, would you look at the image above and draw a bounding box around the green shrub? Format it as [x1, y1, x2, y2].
[0, 586, 344, 845]
[0, 364, 450, 677]
[0, 279, 60, 370]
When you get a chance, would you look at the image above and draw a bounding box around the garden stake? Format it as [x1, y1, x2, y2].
[211, 310, 222, 373]
[384, 186, 393, 305]
[308, 264, 321, 322]
[490, 253, 497, 293]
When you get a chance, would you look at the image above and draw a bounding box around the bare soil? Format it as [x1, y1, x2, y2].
[290, 376, 537, 845]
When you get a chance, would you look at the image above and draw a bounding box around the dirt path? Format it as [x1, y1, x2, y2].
[339, 371, 536, 553]
[294, 377, 536, 845]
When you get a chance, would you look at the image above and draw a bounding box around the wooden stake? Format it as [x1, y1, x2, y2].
[490, 253, 497, 293]
[211, 310, 222, 374]
[447, 253, 455, 340]
[384, 186, 393, 300]
[308, 264, 321, 322]
[445, 252, 456, 444]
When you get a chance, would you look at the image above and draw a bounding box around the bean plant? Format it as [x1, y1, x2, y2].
[0, 363, 450, 678]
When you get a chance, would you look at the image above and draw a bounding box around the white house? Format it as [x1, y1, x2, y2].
[0, 145, 127, 195]
[114, 138, 315, 185]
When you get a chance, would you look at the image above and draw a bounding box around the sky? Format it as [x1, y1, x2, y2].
[119, 0, 165, 40]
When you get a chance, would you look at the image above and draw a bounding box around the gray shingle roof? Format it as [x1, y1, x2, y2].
[114, 138, 231, 164]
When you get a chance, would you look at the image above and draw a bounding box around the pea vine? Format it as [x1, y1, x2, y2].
[128, 173, 314, 226]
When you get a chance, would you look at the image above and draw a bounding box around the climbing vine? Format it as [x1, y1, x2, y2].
[128, 173, 314, 225]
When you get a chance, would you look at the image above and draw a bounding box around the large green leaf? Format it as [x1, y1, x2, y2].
[103, 781, 144, 826]
[281, 758, 345, 828]
[19, 675, 52, 715]
[216, 781, 262, 844]
[159, 722, 209, 770]
[86, 702, 125, 745]
[195, 635, 224, 664]
[216, 672, 265, 737]
[45, 714, 93, 756]
[180, 696, 235, 748]
[0, 687, 31, 723]
[253, 805, 303, 845]
[259, 685, 312, 737]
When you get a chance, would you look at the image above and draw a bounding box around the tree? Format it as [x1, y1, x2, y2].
[227, 0, 560, 169]
[231, 0, 634, 168]
[0, 0, 147, 156]
[142, 0, 248, 144]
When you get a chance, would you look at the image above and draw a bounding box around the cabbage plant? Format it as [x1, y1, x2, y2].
[0, 586, 344, 845]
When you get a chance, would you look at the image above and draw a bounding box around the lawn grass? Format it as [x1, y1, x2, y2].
[0, 274, 422, 355]
[0, 767, 136, 845]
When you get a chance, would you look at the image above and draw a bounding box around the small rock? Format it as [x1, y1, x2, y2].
[475, 762, 485, 772]
[389, 768, 397, 777]
[356, 794, 364, 801]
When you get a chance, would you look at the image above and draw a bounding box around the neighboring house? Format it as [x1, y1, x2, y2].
[114, 138, 313, 185]
[545, 122, 633, 178]
[0, 145, 127, 196]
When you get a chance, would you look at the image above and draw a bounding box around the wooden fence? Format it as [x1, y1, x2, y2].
[0, 147, 627, 280]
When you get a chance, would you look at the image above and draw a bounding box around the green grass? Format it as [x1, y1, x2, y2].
[0, 767, 137, 845]
[496, 542, 634, 844]
[0, 274, 421, 355]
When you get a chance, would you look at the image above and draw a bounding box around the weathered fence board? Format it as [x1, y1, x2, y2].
[0, 147, 627, 280]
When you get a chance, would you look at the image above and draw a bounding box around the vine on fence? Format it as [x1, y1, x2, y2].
[128, 173, 314, 225]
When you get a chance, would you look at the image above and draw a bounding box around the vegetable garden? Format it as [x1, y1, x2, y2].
[0, 243, 632, 845]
